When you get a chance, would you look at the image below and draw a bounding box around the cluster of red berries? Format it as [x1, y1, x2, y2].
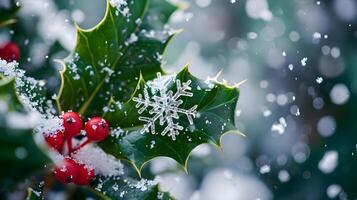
[0, 42, 20, 62]
[44, 112, 110, 185]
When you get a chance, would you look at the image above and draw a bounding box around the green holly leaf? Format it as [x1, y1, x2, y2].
[26, 183, 44, 200]
[91, 176, 172, 200]
[26, 188, 42, 200]
[55, 0, 177, 117]
[100, 66, 241, 173]
[0, 61, 50, 114]
[0, 78, 49, 193]
[0, 76, 22, 111]
[142, 0, 178, 30]
[0, 0, 20, 27]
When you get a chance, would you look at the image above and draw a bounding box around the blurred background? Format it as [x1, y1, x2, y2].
[1, 0, 357, 199]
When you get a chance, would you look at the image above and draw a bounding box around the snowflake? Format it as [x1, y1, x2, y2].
[133, 73, 198, 140]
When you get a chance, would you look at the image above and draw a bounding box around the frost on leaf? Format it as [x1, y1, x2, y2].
[133, 73, 198, 140]
[0, 59, 53, 115]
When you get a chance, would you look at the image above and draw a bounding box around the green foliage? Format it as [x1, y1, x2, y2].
[101, 66, 240, 172]
[91, 176, 172, 200]
[0, 0, 20, 27]
[55, 0, 177, 117]
[0, 79, 49, 194]
[0, 0, 241, 199]
[55, 0, 240, 174]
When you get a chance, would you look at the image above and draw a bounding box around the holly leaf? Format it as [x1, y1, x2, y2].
[0, 0, 20, 27]
[100, 66, 240, 173]
[141, 0, 178, 30]
[0, 78, 49, 193]
[25, 185, 45, 200]
[55, 0, 177, 117]
[91, 176, 172, 200]
[26, 188, 42, 200]
[0, 77, 22, 111]
[0, 60, 50, 114]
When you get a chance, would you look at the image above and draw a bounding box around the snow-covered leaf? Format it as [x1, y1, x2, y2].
[100, 66, 240, 172]
[91, 176, 172, 200]
[56, 0, 177, 117]
[0, 79, 49, 192]
[0, 60, 51, 114]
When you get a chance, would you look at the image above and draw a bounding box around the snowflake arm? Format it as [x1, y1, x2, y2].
[132, 73, 198, 140]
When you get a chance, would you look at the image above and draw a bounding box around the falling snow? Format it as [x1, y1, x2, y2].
[318, 150, 338, 174]
[316, 77, 323, 84]
[271, 117, 287, 135]
[259, 165, 271, 174]
[300, 57, 308, 66]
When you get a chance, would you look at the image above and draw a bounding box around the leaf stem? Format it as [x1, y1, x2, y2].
[72, 138, 91, 153]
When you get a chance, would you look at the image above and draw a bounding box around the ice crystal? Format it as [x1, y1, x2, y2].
[133, 73, 198, 140]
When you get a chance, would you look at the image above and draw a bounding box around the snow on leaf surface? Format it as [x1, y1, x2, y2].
[91, 176, 172, 200]
[100, 66, 241, 173]
[0, 59, 52, 115]
[55, 0, 178, 118]
[0, 77, 49, 191]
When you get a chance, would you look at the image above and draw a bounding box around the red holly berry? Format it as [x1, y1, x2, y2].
[44, 131, 65, 152]
[73, 163, 95, 185]
[62, 112, 83, 137]
[0, 42, 20, 62]
[54, 158, 79, 184]
[85, 117, 109, 142]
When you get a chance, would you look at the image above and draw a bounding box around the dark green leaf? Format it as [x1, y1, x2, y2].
[101, 66, 240, 172]
[0, 76, 49, 193]
[0, 0, 20, 27]
[0, 77, 22, 111]
[56, 0, 177, 118]
[91, 176, 172, 200]
[141, 0, 178, 30]
[26, 181, 45, 200]
[0, 61, 50, 114]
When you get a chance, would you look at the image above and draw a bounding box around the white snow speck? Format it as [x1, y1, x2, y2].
[316, 77, 323, 84]
[326, 184, 342, 199]
[271, 117, 287, 135]
[301, 57, 308, 66]
[318, 150, 338, 174]
[330, 83, 350, 105]
[278, 170, 290, 183]
[259, 165, 271, 174]
[288, 64, 294, 71]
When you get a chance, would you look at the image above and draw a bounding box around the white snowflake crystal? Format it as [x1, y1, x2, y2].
[133, 73, 198, 140]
